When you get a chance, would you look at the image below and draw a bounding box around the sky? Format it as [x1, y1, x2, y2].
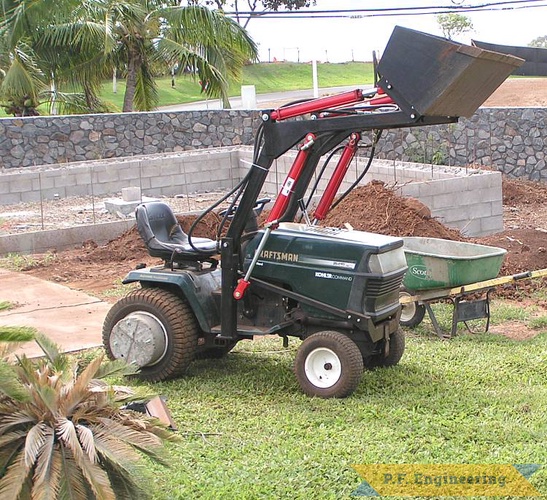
[240, 0, 547, 63]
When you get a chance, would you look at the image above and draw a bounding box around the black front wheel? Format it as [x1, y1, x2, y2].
[195, 340, 237, 360]
[103, 288, 198, 382]
[364, 328, 405, 369]
[294, 331, 364, 398]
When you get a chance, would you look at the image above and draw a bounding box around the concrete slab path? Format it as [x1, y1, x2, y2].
[0, 268, 110, 358]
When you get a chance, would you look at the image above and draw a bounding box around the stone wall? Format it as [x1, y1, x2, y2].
[0, 110, 257, 169]
[376, 108, 547, 181]
[1, 107, 546, 181]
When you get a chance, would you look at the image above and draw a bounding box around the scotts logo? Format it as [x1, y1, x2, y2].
[409, 265, 430, 280]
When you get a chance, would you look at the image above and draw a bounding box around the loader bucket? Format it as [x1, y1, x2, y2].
[377, 26, 524, 118]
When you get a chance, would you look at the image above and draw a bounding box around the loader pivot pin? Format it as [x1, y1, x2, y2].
[233, 278, 251, 300]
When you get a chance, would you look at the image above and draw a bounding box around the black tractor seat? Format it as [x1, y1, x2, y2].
[135, 202, 218, 264]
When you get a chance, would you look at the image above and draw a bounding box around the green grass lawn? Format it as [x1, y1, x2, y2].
[101, 61, 373, 111]
[0, 62, 373, 116]
[113, 298, 547, 499]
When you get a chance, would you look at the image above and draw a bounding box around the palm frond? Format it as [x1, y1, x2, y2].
[0, 361, 30, 402]
[58, 444, 93, 500]
[0, 411, 36, 435]
[73, 449, 116, 500]
[23, 422, 47, 468]
[103, 459, 150, 500]
[32, 427, 60, 500]
[0, 447, 32, 500]
[93, 417, 172, 467]
[133, 58, 158, 111]
[0, 56, 39, 101]
[57, 417, 116, 499]
[60, 355, 107, 416]
[0, 326, 35, 344]
[0, 430, 26, 476]
[92, 426, 142, 465]
[95, 358, 139, 380]
[76, 425, 98, 464]
[56, 418, 83, 461]
[33, 334, 64, 368]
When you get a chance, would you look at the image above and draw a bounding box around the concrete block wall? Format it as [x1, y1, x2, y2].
[0, 147, 502, 257]
[0, 220, 135, 255]
[0, 147, 244, 204]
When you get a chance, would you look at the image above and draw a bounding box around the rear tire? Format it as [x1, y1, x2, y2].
[364, 328, 405, 369]
[399, 289, 425, 328]
[103, 288, 198, 382]
[294, 331, 363, 398]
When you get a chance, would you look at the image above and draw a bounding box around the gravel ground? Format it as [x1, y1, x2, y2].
[0, 190, 232, 235]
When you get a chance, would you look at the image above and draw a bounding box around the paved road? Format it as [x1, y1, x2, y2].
[159, 85, 374, 112]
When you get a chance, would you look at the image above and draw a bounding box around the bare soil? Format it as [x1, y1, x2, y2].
[483, 78, 547, 107]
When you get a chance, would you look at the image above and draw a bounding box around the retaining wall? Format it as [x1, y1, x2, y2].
[258, 151, 502, 237]
[0, 148, 246, 205]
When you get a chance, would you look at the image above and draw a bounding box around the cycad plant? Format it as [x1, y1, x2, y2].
[0, 331, 176, 500]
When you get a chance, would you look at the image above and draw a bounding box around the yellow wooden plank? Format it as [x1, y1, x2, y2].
[399, 268, 547, 304]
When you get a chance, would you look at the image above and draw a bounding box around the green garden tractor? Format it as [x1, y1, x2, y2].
[102, 27, 522, 398]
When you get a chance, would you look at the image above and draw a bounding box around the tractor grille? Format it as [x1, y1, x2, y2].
[363, 270, 406, 320]
[366, 271, 405, 297]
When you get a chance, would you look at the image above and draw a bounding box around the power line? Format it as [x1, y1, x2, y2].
[238, 4, 547, 20]
[224, 0, 547, 19]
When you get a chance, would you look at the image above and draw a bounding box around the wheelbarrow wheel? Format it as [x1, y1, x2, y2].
[399, 288, 426, 328]
[294, 331, 363, 398]
[364, 328, 405, 369]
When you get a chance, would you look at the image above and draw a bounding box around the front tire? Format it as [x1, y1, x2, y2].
[294, 331, 364, 398]
[102, 288, 198, 382]
[364, 328, 405, 369]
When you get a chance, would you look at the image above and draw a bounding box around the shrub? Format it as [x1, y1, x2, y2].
[0, 333, 176, 500]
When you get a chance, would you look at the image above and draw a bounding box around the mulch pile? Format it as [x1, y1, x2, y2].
[322, 180, 465, 240]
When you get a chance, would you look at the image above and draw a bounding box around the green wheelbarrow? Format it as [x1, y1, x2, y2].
[398, 237, 546, 338]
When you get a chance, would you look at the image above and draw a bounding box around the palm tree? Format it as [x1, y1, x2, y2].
[152, 4, 258, 109]
[1, 0, 258, 114]
[0, 326, 35, 402]
[0, 333, 176, 500]
[0, 0, 106, 115]
[81, 1, 258, 111]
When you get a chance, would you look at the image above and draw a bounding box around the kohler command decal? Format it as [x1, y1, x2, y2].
[315, 272, 353, 282]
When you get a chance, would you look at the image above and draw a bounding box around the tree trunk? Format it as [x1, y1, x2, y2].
[123, 52, 139, 112]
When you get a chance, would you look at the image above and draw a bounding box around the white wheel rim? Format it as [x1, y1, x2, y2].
[304, 347, 342, 389]
[400, 292, 416, 323]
